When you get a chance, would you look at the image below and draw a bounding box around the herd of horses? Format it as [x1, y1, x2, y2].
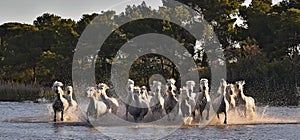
[52, 78, 256, 125]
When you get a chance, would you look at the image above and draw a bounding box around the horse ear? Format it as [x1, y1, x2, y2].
[242, 80, 245, 85]
[221, 79, 227, 86]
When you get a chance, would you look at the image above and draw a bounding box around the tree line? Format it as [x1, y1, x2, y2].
[0, 0, 299, 105]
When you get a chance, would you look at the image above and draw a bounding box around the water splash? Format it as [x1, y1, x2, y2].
[260, 105, 269, 119]
[36, 103, 300, 126]
[3, 102, 299, 127]
[47, 104, 85, 122]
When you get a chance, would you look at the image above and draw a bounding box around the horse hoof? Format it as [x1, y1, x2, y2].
[61, 118, 64, 121]
[54, 119, 56, 122]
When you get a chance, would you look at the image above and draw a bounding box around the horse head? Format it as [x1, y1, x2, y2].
[66, 86, 73, 95]
[85, 87, 97, 98]
[200, 78, 209, 92]
[235, 80, 245, 96]
[186, 80, 196, 94]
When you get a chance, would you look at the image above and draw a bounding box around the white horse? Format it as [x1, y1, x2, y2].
[184, 81, 198, 119]
[52, 81, 69, 122]
[198, 78, 211, 121]
[212, 79, 230, 124]
[85, 87, 109, 121]
[186, 80, 196, 98]
[125, 79, 135, 120]
[140, 86, 150, 102]
[65, 86, 78, 111]
[128, 86, 149, 122]
[164, 79, 179, 121]
[180, 86, 194, 125]
[225, 83, 237, 109]
[149, 81, 164, 119]
[234, 80, 256, 119]
[97, 83, 119, 115]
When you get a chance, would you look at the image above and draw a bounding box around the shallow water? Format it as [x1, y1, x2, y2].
[0, 102, 299, 139]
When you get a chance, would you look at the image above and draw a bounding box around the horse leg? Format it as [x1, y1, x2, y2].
[206, 109, 210, 120]
[167, 111, 171, 121]
[125, 105, 128, 120]
[134, 116, 138, 122]
[199, 110, 204, 121]
[139, 115, 144, 122]
[86, 112, 90, 123]
[206, 103, 210, 120]
[173, 110, 177, 121]
[54, 110, 57, 122]
[113, 107, 117, 115]
[192, 110, 196, 119]
[244, 108, 247, 118]
[61, 110, 64, 121]
[174, 107, 179, 121]
[224, 111, 227, 124]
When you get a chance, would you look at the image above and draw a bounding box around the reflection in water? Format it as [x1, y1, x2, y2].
[0, 102, 299, 139]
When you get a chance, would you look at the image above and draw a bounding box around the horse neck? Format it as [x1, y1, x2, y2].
[156, 89, 163, 98]
[133, 97, 141, 106]
[89, 96, 97, 108]
[101, 90, 109, 99]
[200, 87, 210, 100]
[142, 90, 148, 98]
[57, 92, 64, 100]
[167, 91, 173, 98]
[239, 89, 247, 101]
[186, 91, 191, 98]
[55, 93, 61, 100]
[127, 90, 134, 100]
[153, 92, 159, 100]
[100, 94, 106, 101]
[222, 87, 227, 99]
[167, 91, 177, 101]
[69, 93, 73, 99]
[225, 90, 232, 101]
[140, 92, 146, 99]
[56, 88, 64, 100]
[187, 87, 193, 96]
[182, 97, 188, 104]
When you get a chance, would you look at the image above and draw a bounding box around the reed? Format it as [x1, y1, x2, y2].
[0, 81, 54, 102]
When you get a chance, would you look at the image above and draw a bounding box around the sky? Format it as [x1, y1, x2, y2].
[0, 0, 283, 25]
[0, 0, 162, 25]
[243, 0, 283, 6]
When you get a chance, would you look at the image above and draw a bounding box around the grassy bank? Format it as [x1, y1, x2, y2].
[0, 81, 53, 102]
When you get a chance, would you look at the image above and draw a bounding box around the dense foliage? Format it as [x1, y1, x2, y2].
[0, 0, 299, 105]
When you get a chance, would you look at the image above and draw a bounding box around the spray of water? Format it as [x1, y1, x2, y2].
[260, 105, 269, 119]
[41, 101, 297, 126]
[4, 102, 298, 126]
[47, 104, 86, 122]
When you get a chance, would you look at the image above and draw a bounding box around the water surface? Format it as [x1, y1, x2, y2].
[0, 102, 299, 139]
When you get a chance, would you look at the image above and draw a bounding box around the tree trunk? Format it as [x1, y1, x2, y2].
[33, 67, 37, 85]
